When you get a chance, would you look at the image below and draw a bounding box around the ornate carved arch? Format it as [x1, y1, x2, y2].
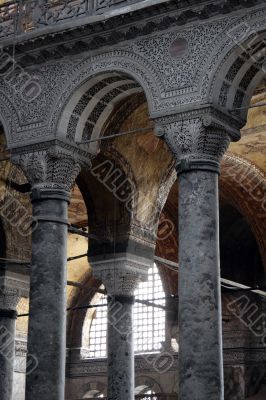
[220, 153, 266, 269]
[49, 50, 161, 143]
[77, 146, 138, 253]
[206, 7, 266, 122]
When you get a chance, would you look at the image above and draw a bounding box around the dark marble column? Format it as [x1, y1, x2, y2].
[178, 169, 223, 400]
[12, 146, 84, 400]
[107, 294, 135, 399]
[0, 286, 19, 400]
[156, 115, 236, 400]
[92, 255, 151, 400]
[26, 187, 69, 400]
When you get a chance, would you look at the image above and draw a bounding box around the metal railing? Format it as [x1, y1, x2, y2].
[0, 0, 143, 39]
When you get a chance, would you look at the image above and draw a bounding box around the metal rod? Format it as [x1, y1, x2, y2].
[154, 255, 179, 271]
[78, 125, 153, 144]
[221, 278, 266, 297]
[67, 253, 87, 262]
[135, 298, 166, 310]
[231, 101, 266, 111]
[67, 280, 84, 288]
[0, 257, 30, 265]
[68, 225, 100, 241]
[67, 303, 107, 312]
[17, 293, 169, 318]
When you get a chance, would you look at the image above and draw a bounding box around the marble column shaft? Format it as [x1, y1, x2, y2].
[11, 147, 83, 400]
[91, 256, 151, 400]
[107, 294, 135, 400]
[0, 306, 17, 400]
[156, 116, 232, 400]
[178, 170, 223, 400]
[25, 190, 69, 400]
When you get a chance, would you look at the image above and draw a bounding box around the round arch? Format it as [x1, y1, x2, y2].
[207, 8, 266, 122]
[220, 153, 266, 269]
[81, 381, 107, 399]
[154, 152, 266, 289]
[135, 376, 162, 395]
[49, 51, 161, 147]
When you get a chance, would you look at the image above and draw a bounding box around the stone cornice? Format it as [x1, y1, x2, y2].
[14, 343, 266, 374]
[65, 348, 266, 377]
[3, 0, 265, 66]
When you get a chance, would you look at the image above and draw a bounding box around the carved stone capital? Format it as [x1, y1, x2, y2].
[0, 284, 20, 312]
[155, 110, 239, 174]
[11, 140, 92, 194]
[0, 274, 28, 312]
[90, 254, 152, 296]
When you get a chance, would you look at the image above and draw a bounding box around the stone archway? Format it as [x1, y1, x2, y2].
[50, 50, 161, 144]
[207, 8, 266, 122]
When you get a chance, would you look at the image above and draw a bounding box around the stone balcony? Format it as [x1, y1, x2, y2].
[77, 395, 178, 399]
[0, 0, 167, 41]
[1, 0, 261, 54]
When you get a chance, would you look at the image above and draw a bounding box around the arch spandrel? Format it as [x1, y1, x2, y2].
[0, 91, 20, 147]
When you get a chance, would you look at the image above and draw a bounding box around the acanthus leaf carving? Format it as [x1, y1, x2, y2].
[11, 141, 92, 193]
[155, 112, 232, 173]
[90, 255, 152, 296]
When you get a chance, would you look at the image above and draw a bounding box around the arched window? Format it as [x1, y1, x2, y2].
[82, 264, 165, 358]
[135, 387, 156, 395]
[134, 264, 165, 353]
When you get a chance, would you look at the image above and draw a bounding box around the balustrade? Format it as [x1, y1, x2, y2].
[0, 0, 144, 39]
[78, 395, 178, 400]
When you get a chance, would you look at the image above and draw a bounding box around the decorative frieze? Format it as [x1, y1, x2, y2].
[66, 349, 266, 378]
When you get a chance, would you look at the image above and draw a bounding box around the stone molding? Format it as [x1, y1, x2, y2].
[65, 349, 266, 378]
[90, 254, 153, 295]
[14, 342, 266, 375]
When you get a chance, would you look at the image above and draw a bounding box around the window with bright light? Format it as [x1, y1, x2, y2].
[134, 264, 165, 353]
[87, 296, 107, 358]
[83, 263, 165, 358]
